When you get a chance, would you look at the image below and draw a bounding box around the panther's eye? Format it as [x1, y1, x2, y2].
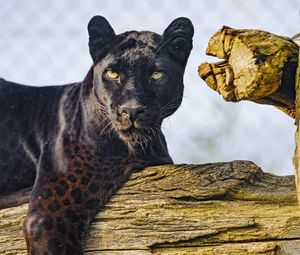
[150, 71, 165, 80]
[105, 70, 119, 80]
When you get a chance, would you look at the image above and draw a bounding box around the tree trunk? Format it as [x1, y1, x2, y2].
[198, 27, 300, 203]
[293, 35, 300, 207]
[1, 161, 300, 254]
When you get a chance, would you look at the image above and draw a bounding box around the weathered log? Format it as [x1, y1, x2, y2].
[198, 26, 299, 118]
[1, 161, 300, 254]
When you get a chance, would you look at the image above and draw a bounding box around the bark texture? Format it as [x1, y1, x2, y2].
[1, 161, 300, 254]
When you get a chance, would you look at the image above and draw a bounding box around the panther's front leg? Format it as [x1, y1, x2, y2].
[23, 143, 138, 255]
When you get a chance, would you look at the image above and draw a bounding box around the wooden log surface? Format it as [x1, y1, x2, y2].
[1, 161, 300, 254]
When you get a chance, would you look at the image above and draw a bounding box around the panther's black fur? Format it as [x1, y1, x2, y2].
[0, 16, 193, 254]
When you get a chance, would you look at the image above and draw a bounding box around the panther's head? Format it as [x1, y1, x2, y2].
[88, 16, 193, 149]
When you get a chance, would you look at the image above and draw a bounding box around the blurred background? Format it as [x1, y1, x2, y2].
[0, 0, 298, 175]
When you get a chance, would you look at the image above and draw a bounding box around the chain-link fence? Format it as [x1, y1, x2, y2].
[0, 0, 299, 175]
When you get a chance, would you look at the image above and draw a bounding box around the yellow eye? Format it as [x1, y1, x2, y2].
[151, 71, 165, 80]
[105, 70, 119, 80]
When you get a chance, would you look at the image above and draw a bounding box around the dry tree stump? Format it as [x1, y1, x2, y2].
[1, 162, 300, 254]
[198, 26, 298, 117]
[199, 26, 300, 203]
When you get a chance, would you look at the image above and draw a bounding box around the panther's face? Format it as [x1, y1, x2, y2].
[88, 16, 193, 149]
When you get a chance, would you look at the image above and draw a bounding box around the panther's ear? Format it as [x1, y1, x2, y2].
[162, 17, 194, 67]
[88, 16, 116, 63]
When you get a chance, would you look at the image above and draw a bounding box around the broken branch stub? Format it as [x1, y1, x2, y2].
[198, 26, 299, 118]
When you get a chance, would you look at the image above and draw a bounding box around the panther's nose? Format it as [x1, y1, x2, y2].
[120, 105, 146, 122]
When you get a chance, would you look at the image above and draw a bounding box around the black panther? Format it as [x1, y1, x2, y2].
[0, 16, 193, 254]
